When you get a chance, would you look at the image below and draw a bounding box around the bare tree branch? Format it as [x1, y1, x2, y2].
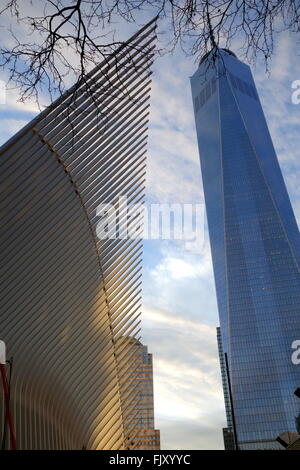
[0, 0, 299, 104]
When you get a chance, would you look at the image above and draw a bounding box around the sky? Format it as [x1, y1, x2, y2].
[1, 6, 300, 450]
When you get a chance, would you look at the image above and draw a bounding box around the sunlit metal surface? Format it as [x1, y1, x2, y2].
[0, 18, 156, 450]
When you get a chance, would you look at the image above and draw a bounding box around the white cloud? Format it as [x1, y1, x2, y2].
[150, 252, 212, 280]
[0, 118, 31, 145]
[152, 257, 199, 280]
[141, 305, 225, 449]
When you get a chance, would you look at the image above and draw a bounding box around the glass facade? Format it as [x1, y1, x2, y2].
[119, 338, 160, 450]
[191, 49, 300, 449]
[217, 327, 234, 449]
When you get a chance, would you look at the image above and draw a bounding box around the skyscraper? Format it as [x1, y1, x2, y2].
[191, 48, 300, 449]
[118, 338, 160, 450]
[216, 327, 235, 450]
[0, 19, 156, 449]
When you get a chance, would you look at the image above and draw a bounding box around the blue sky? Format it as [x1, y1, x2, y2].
[1, 10, 300, 450]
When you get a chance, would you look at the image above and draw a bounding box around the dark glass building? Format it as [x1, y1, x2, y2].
[191, 49, 300, 449]
[217, 327, 235, 450]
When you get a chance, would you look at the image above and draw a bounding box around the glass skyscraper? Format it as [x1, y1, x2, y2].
[191, 49, 300, 449]
[216, 327, 235, 450]
[118, 338, 160, 450]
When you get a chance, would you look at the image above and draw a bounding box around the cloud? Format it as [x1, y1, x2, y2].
[142, 238, 219, 328]
[157, 418, 225, 450]
[150, 251, 212, 280]
[146, 53, 203, 205]
[141, 306, 225, 449]
[0, 117, 31, 146]
[152, 257, 200, 279]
